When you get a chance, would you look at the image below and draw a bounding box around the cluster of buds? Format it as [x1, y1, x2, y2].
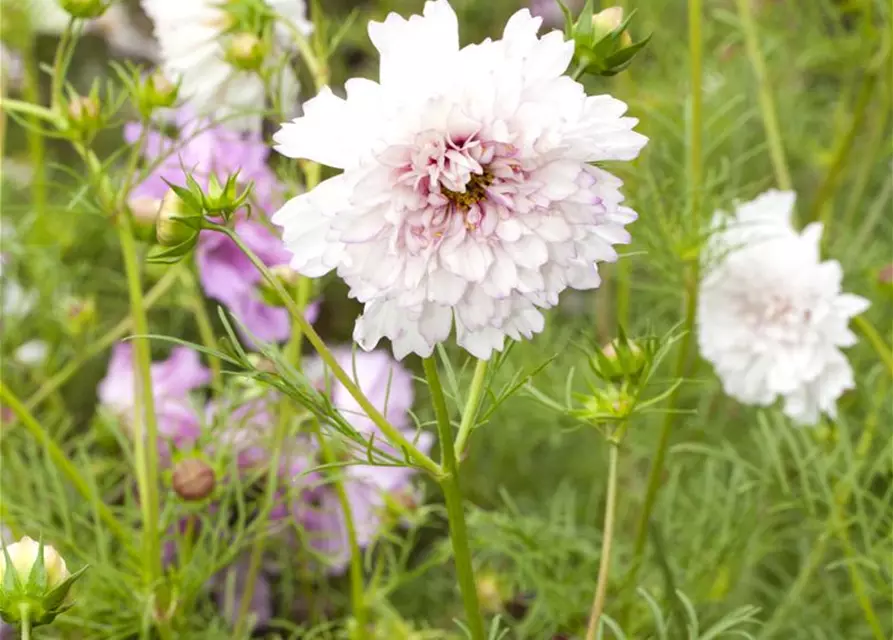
[561, 2, 650, 77]
[567, 327, 681, 427]
[0, 537, 85, 629]
[114, 63, 180, 118]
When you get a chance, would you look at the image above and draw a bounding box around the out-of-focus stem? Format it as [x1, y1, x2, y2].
[585, 436, 621, 640]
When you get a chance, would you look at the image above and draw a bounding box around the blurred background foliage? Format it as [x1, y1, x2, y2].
[1, 0, 891, 637]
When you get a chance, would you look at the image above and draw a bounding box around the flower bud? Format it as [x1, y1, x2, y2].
[226, 33, 267, 71]
[568, 0, 649, 77]
[591, 7, 633, 47]
[130, 196, 162, 226]
[144, 71, 178, 109]
[156, 191, 198, 247]
[590, 335, 648, 385]
[475, 571, 508, 614]
[66, 95, 100, 130]
[0, 537, 69, 589]
[62, 297, 97, 337]
[58, 0, 108, 19]
[172, 458, 216, 501]
[0, 536, 84, 627]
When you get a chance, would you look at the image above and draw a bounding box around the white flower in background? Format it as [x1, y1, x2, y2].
[0, 536, 70, 588]
[13, 340, 49, 366]
[273, 0, 646, 359]
[697, 190, 870, 425]
[141, 0, 312, 131]
[0, 256, 35, 320]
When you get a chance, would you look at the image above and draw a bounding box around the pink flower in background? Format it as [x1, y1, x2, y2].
[529, 0, 581, 29]
[98, 343, 210, 458]
[197, 219, 320, 344]
[300, 348, 432, 573]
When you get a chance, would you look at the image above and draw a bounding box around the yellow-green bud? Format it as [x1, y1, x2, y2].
[592, 7, 632, 46]
[156, 190, 198, 247]
[58, 0, 108, 19]
[0, 537, 69, 589]
[67, 95, 99, 127]
[146, 71, 178, 109]
[226, 33, 266, 71]
[475, 572, 507, 614]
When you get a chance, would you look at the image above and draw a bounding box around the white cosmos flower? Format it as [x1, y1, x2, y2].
[141, 0, 312, 131]
[697, 190, 870, 426]
[272, 0, 647, 360]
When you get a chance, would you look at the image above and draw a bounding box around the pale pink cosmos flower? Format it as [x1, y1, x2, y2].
[272, 0, 646, 359]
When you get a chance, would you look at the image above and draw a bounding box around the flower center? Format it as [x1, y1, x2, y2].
[441, 170, 494, 210]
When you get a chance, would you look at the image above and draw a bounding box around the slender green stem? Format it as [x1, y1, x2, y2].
[209, 223, 440, 476]
[312, 425, 365, 637]
[19, 604, 31, 640]
[0, 381, 133, 548]
[852, 316, 893, 378]
[182, 269, 223, 392]
[735, 0, 792, 193]
[25, 266, 181, 410]
[585, 437, 621, 640]
[624, 0, 703, 605]
[422, 358, 485, 640]
[116, 216, 163, 588]
[812, 74, 876, 227]
[232, 407, 293, 638]
[453, 359, 489, 459]
[761, 405, 880, 638]
[0, 97, 59, 123]
[21, 41, 46, 218]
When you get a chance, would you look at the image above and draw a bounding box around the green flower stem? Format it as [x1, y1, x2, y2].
[19, 604, 31, 640]
[625, 0, 703, 607]
[209, 222, 441, 477]
[422, 357, 485, 640]
[232, 406, 293, 638]
[585, 433, 621, 640]
[116, 214, 163, 590]
[853, 316, 893, 378]
[735, 0, 792, 194]
[812, 73, 876, 228]
[25, 266, 181, 411]
[0, 381, 133, 549]
[311, 423, 366, 637]
[21, 41, 46, 219]
[453, 358, 489, 459]
[181, 269, 223, 392]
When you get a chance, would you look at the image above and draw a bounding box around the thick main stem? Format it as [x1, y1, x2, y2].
[116, 216, 163, 588]
[212, 224, 440, 476]
[585, 439, 620, 640]
[422, 358, 486, 640]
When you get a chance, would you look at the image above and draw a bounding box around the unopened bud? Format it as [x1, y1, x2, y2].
[58, 0, 108, 19]
[145, 71, 178, 109]
[226, 33, 266, 71]
[156, 190, 199, 247]
[129, 195, 162, 230]
[63, 297, 96, 336]
[67, 95, 99, 126]
[172, 458, 216, 501]
[592, 7, 632, 45]
[475, 572, 507, 614]
[0, 536, 85, 627]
